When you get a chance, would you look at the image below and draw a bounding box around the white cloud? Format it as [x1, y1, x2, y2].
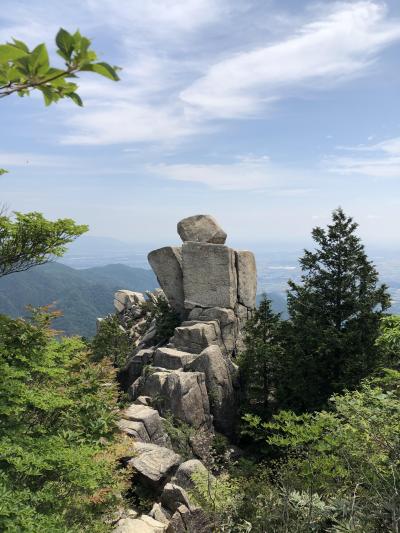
[181, 1, 400, 118]
[325, 136, 400, 177]
[148, 157, 312, 191]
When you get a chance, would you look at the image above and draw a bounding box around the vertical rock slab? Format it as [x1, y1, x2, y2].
[148, 247, 185, 316]
[185, 345, 237, 436]
[182, 242, 237, 309]
[236, 250, 257, 309]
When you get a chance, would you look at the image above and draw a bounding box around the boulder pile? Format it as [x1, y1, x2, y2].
[108, 215, 257, 532]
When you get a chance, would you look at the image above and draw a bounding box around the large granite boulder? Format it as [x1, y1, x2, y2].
[118, 404, 170, 447]
[177, 214, 227, 245]
[153, 347, 198, 370]
[188, 307, 237, 354]
[148, 247, 185, 316]
[128, 442, 182, 489]
[185, 345, 236, 436]
[171, 321, 222, 354]
[131, 370, 212, 429]
[182, 242, 237, 309]
[236, 250, 257, 309]
[171, 459, 210, 491]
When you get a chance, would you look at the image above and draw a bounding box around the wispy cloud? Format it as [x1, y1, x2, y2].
[148, 156, 313, 192]
[181, 1, 400, 118]
[325, 136, 400, 177]
[57, 1, 400, 145]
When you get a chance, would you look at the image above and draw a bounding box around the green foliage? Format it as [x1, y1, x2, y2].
[0, 29, 119, 105]
[0, 308, 130, 532]
[283, 207, 390, 411]
[238, 295, 285, 419]
[0, 168, 8, 175]
[162, 413, 195, 460]
[376, 315, 400, 366]
[142, 293, 180, 344]
[240, 371, 400, 532]
[0, 211, 88, 277]
[91, 314, 132, 368]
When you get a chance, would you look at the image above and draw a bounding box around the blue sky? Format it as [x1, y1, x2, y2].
[1, 0, 400, 246]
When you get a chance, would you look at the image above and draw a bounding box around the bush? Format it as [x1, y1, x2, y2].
[142, 293, 180, 345]
[91, 314, 132, 368]
[0, 308, 130, 532]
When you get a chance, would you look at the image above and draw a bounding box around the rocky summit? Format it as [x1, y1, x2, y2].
[106, 215, 257, 532]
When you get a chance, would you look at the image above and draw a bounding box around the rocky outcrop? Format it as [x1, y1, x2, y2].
[131, 370, 212, 429]
[108, 215, 257, 532]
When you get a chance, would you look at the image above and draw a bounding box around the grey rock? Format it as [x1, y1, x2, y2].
[134, 396, 153, 407]
[182, 242, 237, 309]
[188, 307, 237, 355]
[114, 290, 145, 313]
[171, 459, 209, 491]
[185, 345, 236, 436]
[149, 503, 171, 525]
[126, 347, 155, 384]
[114, 515, 167, 532]
[118, 404, 170, 447]
[148, 247, 185, 316]
[167, 505, 211, 533]
[131, 370, 212, 429]
[153, 347, 198, 370]
[177, 214, 227, 245]
[129, 442, 182, 488]
[171, 321, 222, 354]
[160, 483, 192, 513]
[236, 250, 257, 309]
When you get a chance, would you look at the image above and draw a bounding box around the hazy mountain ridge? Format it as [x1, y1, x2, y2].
[0, 263, 158, 337]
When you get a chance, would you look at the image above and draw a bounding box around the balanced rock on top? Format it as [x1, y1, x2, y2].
[177, 215, 227, 244]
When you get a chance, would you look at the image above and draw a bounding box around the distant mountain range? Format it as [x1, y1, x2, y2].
[0, 263, 158, 338]
[0, 262, 289, 338]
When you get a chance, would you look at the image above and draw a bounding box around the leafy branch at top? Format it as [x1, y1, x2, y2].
[0, 28, 120, 106]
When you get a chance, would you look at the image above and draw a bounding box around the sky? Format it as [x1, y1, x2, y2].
[1, 0, 400, 247]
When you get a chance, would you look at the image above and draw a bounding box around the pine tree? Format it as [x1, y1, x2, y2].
[281, 207, 390, 411]
[238, 295, 285, 418]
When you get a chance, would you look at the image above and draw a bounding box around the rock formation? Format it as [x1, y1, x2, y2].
[108, 215, 257, 532]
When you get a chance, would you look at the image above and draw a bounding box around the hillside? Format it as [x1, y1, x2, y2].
[0, 263, 158, 337]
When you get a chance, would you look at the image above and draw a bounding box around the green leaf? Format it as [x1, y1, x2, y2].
[55, 28, 74, 60]
[11, 39, 29, 53]
[80, 62, 120, 81]
[67, 92, 83, 107]
[0, 168, 9, 175]
[30, 44, 49, 75]
[0, 44, 28, 63]
[37, 86, 54, 106]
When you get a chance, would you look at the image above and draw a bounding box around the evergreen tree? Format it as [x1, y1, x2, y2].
[281, 207, 390, 411]
[238, 295, 285, 418]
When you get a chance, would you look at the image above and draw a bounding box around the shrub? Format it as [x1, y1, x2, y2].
[0, 308, 130, 532]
